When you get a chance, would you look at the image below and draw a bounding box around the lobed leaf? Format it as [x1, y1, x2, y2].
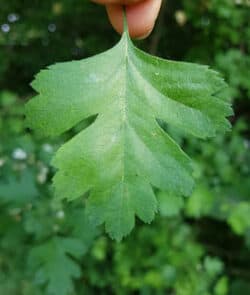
[25, 24, 232, 240]
[29, 237, 83, 295]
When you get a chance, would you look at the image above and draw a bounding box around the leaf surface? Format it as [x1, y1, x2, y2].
[25, 26, 232, 240]
[29, 237, 83, 295]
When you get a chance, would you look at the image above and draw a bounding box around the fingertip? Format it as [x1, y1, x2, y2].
[106, 0, 162, 39]
[93, 0, 141, 4]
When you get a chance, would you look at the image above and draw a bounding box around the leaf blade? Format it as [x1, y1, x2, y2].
[26, 31, 232, 240]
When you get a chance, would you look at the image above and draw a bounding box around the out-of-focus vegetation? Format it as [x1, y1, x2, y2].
[0, 0, 250, 294]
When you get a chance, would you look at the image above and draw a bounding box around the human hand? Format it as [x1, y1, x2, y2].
[92, 0, 162, 39]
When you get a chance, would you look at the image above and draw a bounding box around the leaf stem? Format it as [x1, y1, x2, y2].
[122, 6, 129, 36]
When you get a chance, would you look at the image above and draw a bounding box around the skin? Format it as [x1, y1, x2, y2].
[92, 0, 162, 38]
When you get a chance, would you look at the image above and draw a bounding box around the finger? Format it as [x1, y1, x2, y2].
[106, 0, 162, 39]
[92, 0, 142, 4]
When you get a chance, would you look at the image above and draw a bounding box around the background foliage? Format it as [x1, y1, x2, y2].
[0, 0, 250, 294]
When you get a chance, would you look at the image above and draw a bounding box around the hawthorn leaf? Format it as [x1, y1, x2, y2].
[66, 207, 100, 247]
[0, 170, 38, 205]
[25, 20, 232, 240]
[29, 237, 83, 295]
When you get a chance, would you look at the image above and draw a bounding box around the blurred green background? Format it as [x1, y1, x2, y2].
[0, 0, 250, 294]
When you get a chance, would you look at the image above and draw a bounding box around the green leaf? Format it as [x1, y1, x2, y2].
[29, 237, 83, 295]
[214, 277, 229, 295]
[0, 91, 18, 107]
[228, 202, 250, 235]
[66, 207, 99, 248]
[204, 256, 224, 277]
[0, 170, 38, 205]
[185, 185, 215, 218]
[25, 21, 232, 240]
[158, 192, 184, 217]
